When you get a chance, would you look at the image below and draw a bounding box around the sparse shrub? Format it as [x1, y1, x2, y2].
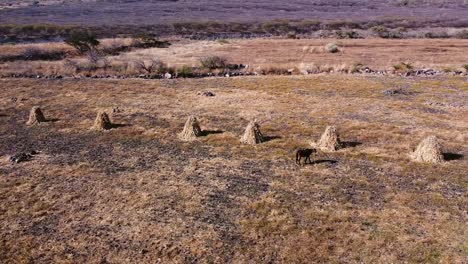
[335, 30, 360, 39]
[325, 43, 339, 53]
[65, 30, 100, 54]
[287, 32, 297, 39]
[63, 59, 78, 74]
[260, 67, 290, 75]
[217, 39, 229, 44]
[132, 33, 171, 48]
[135, 59, 167, 74]
[200, 56, 227, 69]
[455, 30, 468, 39]
[22, 47, 65, 61]
[177, 65, 194, 78]
[371, 26, 389, 38]
[393, 62, 413, 72]
[424, 31, 449, 39]
[350, 63, 365, 73]
[462, 64, 468, 72]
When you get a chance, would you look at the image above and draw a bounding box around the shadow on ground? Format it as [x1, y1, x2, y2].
[264, 136, 282, 142]
[443, 153, 464, 161]
[202, 130, 224, 136]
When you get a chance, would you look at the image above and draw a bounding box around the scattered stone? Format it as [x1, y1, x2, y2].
[325, 43, 339, 53]
[27, 106, 46, 125]
[199, 91, 215, 97]
[178, 115, 202, 141]
[240, 120, 264, 145]
[9, 150, 38, 164]
[384, 88, 406, 96]
[313, 126, 342, 151]
[91, 110, 112, 130]
[410, 135, 444, 163]
[164, 72, 172, 79]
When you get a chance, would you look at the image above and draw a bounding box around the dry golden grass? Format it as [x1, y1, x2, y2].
[118, 38, 468, 71]
[0, 75, 467, 263]
[1, 38, 468, 77]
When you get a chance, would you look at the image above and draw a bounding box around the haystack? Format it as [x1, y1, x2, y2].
[178, 115, 202, 141]
[240, 121, 264, 145]
[91, 110, 112, 130]
[313, 126, 342, 151]
[26, 106, 46, 125]
[410, 136, 444, 163]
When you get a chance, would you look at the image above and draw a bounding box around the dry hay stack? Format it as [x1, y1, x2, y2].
[314, 126, 342, 151]
[240, 121, 264, 145]
[178, 115, 202, 141]
[91, 110, 112, 130]
[26, 106, 46, 125]
[411, 136, 444, 163]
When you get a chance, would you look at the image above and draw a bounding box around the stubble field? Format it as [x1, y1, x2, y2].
[0, 75, 467, 263]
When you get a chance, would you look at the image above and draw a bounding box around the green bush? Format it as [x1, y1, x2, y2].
[325, 43, 339, 53]
[200, 56, 227, 69]
[177, 65, 194, 78]
[64, 31, 100, 54]
[393, 62, 413, 72]
[462, 64, 468, 72]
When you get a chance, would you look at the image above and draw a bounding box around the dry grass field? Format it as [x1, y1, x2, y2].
[0, 75, 467, 263]
[1, 38, 468, 77]
[121, 38, 468, 70]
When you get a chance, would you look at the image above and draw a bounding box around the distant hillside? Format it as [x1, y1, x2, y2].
[0, 0, 467, 26]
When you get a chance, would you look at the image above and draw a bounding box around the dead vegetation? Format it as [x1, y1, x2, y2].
[91, 110, 112, 130]
[178, 115, 202, 141]
[240, 121, 265, 145]
[26, 106, 46, 125]
[1, 38, 468, 78]
[411, 135, 444, 163]
[0, 75, 466, 263]
[312, 126, 342, 152]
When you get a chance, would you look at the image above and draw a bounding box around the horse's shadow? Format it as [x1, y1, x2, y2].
[310, 159, 338, 165]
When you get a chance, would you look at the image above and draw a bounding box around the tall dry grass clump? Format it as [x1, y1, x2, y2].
[178, 115, 202, 141]
[410, 135, 444, 163]
[312, 126, 342, 151]
[240, 121, 264, 145]
[91, 110, 112, 130]
[26, 106, 46, 125]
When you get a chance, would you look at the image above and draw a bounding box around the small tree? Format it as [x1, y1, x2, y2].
[371, 26, 390, 38]
[132, 32, 171, 48]
[462, 64, 468, 72]
[200, 56, 227, 69]
[135, 59, 167, 74]
[65, 31, 100, 54]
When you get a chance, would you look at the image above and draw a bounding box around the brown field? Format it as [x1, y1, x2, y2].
[122, 38, 468, 70]
[1, 38, 468, 78]
[0, 75, 467, 263]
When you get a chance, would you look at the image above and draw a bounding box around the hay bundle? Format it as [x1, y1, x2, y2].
[91, 110, 112, 130]
[240, 121, 264, 145]
[178, 115, 202, 141]
[314, 126, 342, 151]
[411, 136, 444, 163]
[26, 106, 46, 125]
